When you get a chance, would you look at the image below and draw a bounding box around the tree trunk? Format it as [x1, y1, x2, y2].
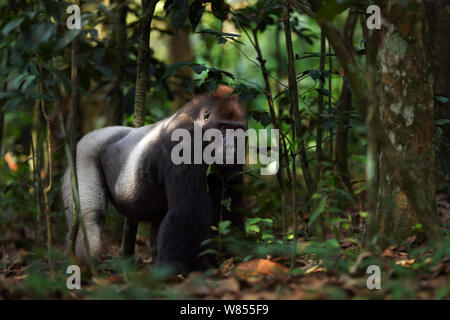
[284, 1, 315, 197]
[376, 0, 439, 244]
[425, 0, 450, 119]
[168, 26, 193, 111]
[0, 48, 9, 171]
[132, 0, 158, 128]
[315, 32, 325, 182]
[0, 104, 4, 158]
[294, 1, 441, 245]
[68, 0, 82, 255]
[110, 0, 128, 125]
[335, 10, 357, 194]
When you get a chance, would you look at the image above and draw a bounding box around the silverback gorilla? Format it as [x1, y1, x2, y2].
[63, 85, 246, 273]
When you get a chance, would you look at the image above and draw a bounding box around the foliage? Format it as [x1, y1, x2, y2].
[0, 0, 447, 300]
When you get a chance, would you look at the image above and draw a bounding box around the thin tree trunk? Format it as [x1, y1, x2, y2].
[328, 41, 333, 160]
[168, 26, 193, 111]
[275, 24, 284, 98]
[283, 3, 299, 266]
[0, 103, 4, 158]
[248, 26, 292, 244]
[283, 1, 315, 197]
[425, 0, 450, 119]
[111, 0, 128, 125]
[252, 30, 292, 182]
[335, 10, 357, 195]
[121, 0, 158, 257]
[132, 0, 158, 128]
[68, 0, 81, 254]
[0, 48, 8, 173]
[315, 32, 325, 182]
[37, 56, 53, 270]
[32, 99, 43, 243]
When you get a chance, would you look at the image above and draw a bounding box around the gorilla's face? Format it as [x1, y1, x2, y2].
[200, 86, 246, 166]
[167, 85, 247, 166]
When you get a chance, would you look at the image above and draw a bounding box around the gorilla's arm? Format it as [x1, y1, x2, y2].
[156, 164, 214, 272]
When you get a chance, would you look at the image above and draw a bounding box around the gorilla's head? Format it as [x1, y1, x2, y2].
[169, 85, 247, 166]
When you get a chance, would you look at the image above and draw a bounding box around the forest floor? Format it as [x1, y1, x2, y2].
[0, 194, 449, 300]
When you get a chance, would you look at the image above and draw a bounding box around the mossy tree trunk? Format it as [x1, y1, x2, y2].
[294, 0, 441, 245]
[131, 0, 158, 128]
[375, 0, 439, 244]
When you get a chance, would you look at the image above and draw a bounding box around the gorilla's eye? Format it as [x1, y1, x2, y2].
[204, 111, 211, 121]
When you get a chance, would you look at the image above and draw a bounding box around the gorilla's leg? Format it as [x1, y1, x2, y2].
[149, 218, 162, 259]
[119, 218, 138, 257]
[64, 138, 109, 262]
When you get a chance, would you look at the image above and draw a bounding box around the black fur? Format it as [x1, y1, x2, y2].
[63, 85, 246, 274]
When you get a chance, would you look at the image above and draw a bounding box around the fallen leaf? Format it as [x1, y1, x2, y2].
[220, 257, 235, 277]
[405, 235, 416, 244]
[234, 259, 288, 282]
[382, 248, 396, 258]
[395, 259, 415, 267]
[305, 265, 324, 274]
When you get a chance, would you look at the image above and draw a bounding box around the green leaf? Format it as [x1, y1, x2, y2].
[259, 113, 272, 127]
[316, 88, 332, 97]
[218, 220, 231, 235]
[246, 217, 262, 226]
[198, 248, 219, 257]
[307, 70, 321, 81]
[211, 0, 229, 20]
[436, 119, 450, 126]
[317, 0, 355, 20]
[41, 63, 72, 96]
[171, 0, 189, 29]
[188, 0, 205, 31]
[220, 197, 232, 212]
[192, 64, 207, 74]
[197, 29, 240, 38]
[55, 29, 81, 52]
[436, 285, 450, 300]
[246, 225, 260, 233]
[206, 78, 217, 93]
[162, 61, 193, 79]
[2, 18, 24, 36]
[308, 197, 327, 227]
[220, 70, 234, 80]
[435, 95, 448, 104]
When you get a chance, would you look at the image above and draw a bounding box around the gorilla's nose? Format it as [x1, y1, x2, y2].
[217, 120, 246, 132]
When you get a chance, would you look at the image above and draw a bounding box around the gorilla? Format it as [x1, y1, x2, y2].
[63, 85, 246, 273]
